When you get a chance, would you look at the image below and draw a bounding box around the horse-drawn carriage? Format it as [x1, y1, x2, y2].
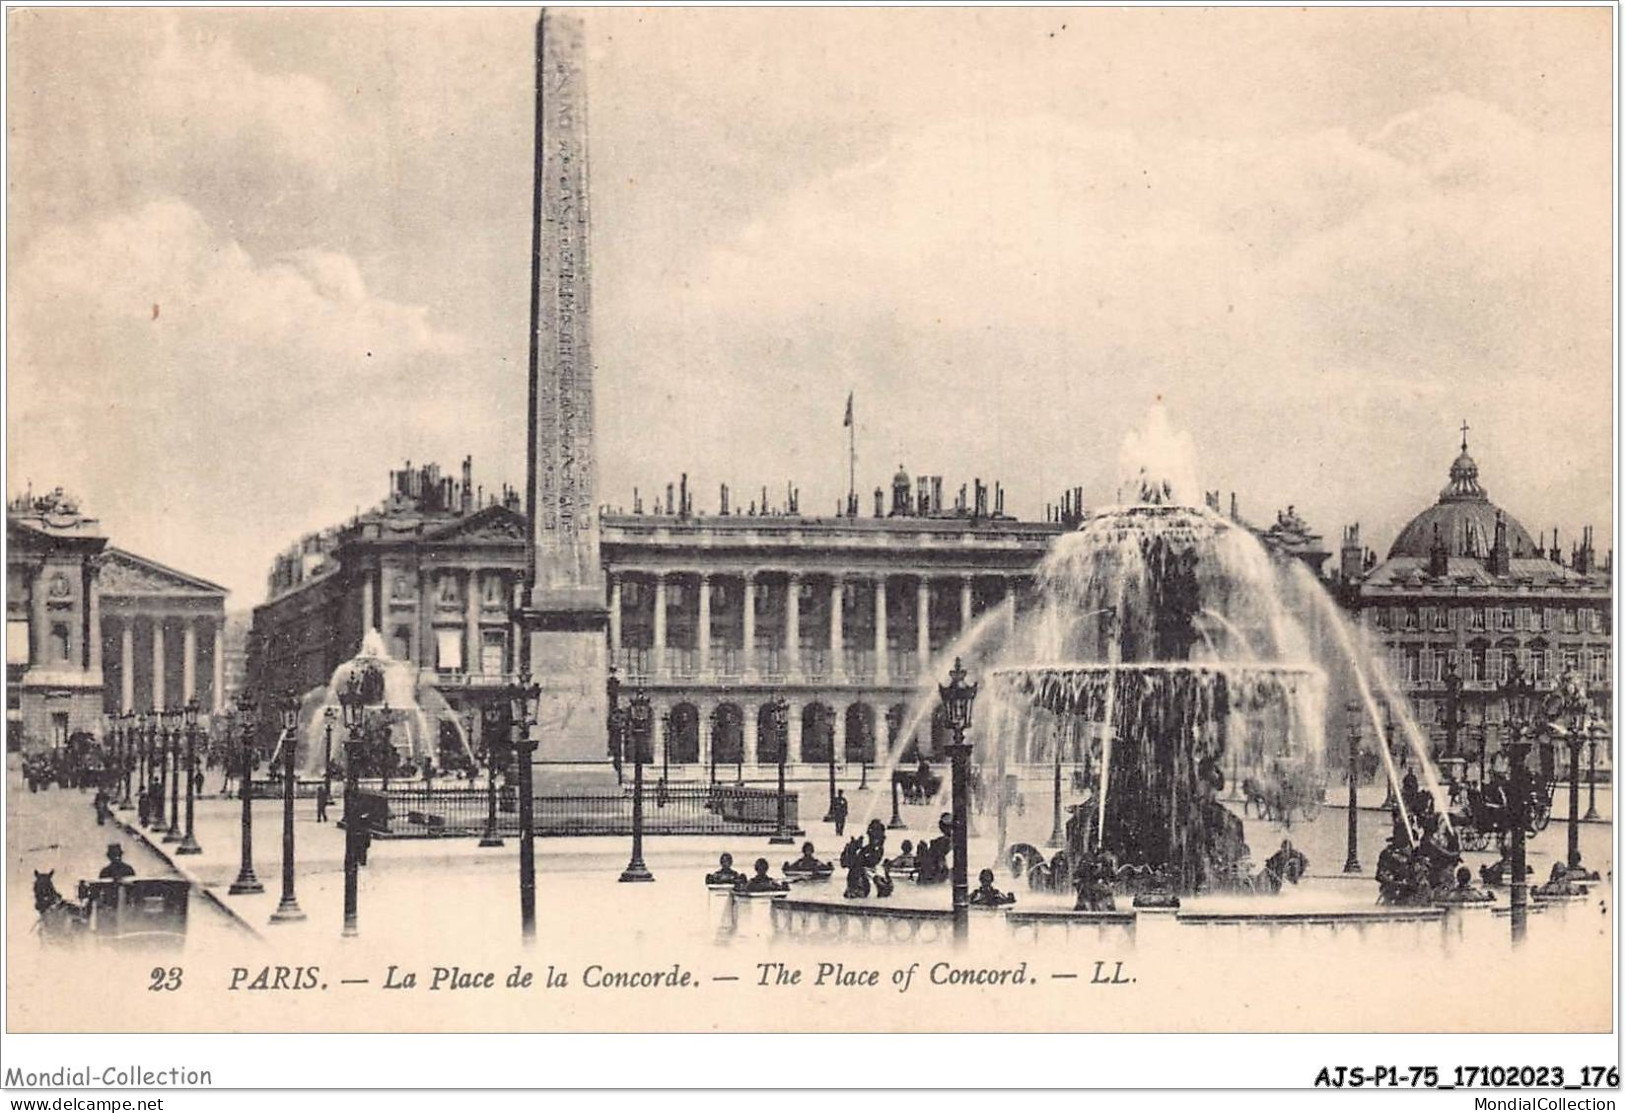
[33, 871, 190, 950]
[1240, 763, 1326, 826]
[1447, 777, 1552, 852]
[892, 764, 943, 805]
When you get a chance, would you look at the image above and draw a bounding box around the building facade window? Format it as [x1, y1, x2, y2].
[1562, 609, 1579, 633]
[6, 619, 28, 666]
[49, 622, 70, 663]
[481, 630, 506, 675]
[391, 625, 412, 662]
[1404, 607, 1419, 631]
[1516, 606, 1531, 631]
[481, 573, 505, 607]
[437, 574, 460, 606]
[1589, 648, 1608, 684]
[1498, 607, 1514, 631]
[435, 628, 463, 672]
[1468, 607, 1486, 631]
[1587, 609, 1605, 634]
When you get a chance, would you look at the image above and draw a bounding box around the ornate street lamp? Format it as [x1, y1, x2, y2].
[322, 706, 337, 801]
[661, 709, 672, 786]
[768, 696, 794, 845]
[269, 690, 306, 923]
[707, 704, 720, 787]
[607, 669, 625, 787]
[163, 707, 183, 844]
[176, 699, 204, 855]
[135, 712, 151, 826]
[619, 683, 655, 883]
[1584, 721, 1604, 822]
[339, 673, 366, 938]
[229, 690, 264, 895]
[939, 657, 978, 945]
[888, 768, 905, 831]
[1500, 661, 1537, 943]
[116, 712, 134, 809]
[479, 704, 506, 849]
[506, 674, 543, 938]
[823, 710, 839, 824]
[1548, 670, 1598, 880]
[1343, 701, 1361, 874]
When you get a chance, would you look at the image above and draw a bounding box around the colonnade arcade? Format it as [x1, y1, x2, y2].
[608, 569, 1025, 686]
[622, 694, 957, 770]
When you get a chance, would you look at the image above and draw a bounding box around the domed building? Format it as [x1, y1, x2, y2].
[1339, 429, 1611, 779]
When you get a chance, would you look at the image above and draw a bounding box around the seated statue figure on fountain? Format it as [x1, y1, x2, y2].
[969, 867, 1017, 908]
[784, 841, 833, 880]
[914, 812, 955, 886]
[742, 857, 789, 894]
[705, 852, 747, 888]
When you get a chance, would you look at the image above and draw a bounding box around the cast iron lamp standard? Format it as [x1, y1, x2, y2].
[824, 713, 839, 823]
[1501, 663, 1536, 944]
[121, 711, 136, 809]
[322, 707, 336, 801]
[163, 708, 183, 844]
[768, 696, 795, 845]
[1584, 723, 1603, 822]
[619, 684, 655, 883]
[135, 713, 150, 826]
[339, 674, 366, 938]
[505, 675, 543, 939]
[1342, 701, 1362, 873]
[479, 704, 506, 849]
[229, 690, 265, 895]
[939, 657, 978, 945]
[269, 690, 307, 923]
[176, 699, 204, 855]
[707, 705, 720, 787]
[1550, 670, 1599, 880]
[888, 769, 905, 831]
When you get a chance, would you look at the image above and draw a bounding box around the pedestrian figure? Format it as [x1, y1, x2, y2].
[315, 782, 330, 823]
[93, 787, 111, 826]
[831, 789, 848, 836]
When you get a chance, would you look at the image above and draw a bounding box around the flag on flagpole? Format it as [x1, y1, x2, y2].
[843, 391, 853, 427]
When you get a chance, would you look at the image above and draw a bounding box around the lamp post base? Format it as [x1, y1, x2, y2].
[767, 835, 796, 845]
[618, 861, 655, 883]
[175, 835, 203, 856]
[228, 871, 265, 895]
[479, 835, 506, 848]
[269, 897, 307, 924]
[161, 829, 182, 844]
[1343, 855, 1361, 874]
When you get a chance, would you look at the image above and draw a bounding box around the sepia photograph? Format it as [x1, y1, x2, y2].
[1, 1, 1617, 1094]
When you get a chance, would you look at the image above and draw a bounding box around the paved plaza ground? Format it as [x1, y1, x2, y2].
[7, 757, 1614, 1033]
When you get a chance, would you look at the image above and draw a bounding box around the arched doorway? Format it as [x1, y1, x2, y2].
[844, 703, 875, 763]
[886, 703, 909, 762]
[757, 703, 785, 764]
[801, 702, 835, 763]
[669, 702, 700, 764]
[711, 703, 744, 766]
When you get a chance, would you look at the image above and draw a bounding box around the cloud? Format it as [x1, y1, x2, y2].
[8, 199, 477, 602]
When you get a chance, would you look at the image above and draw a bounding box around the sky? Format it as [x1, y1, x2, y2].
[6, 6, 1614, 608]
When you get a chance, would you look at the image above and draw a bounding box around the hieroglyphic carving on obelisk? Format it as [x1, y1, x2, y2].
[528, 7, 603, 612]
[522, 8, 609, 763]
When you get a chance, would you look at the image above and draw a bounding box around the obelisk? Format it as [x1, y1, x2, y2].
[518, 8, 609, 762]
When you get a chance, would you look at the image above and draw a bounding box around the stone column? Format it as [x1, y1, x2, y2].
[916, 577, 931, 671]
[960, 575, 973, 632]
[786, 574, 801, 677]
[30, 568, 48, 665]
[833, 703, 847, 764]
[87, 572, 101, 674]
[652, 573, 667, 678]
[608, 574, 623, 668]
[741, 700, 758, 764]
[152, 619, 166, 711]
[829, 576, 844, 681]
[874, 577, 889, 684]
[212, 619, 226, 712]
[182, 621, 197, 703]
[742, 574, 757, 679]
[465, 569, 482, 675]
[361, 569, 376, 634]
[120, 621, 135, 713]
[698, 699, 712, 770]
[698, 574, 712, 676]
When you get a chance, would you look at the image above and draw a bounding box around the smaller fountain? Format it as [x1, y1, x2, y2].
[783, 841, 835, 882]
[839, 819, 894, 898]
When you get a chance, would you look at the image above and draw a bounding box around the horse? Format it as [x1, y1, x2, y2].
[32, 870, 89, 944]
